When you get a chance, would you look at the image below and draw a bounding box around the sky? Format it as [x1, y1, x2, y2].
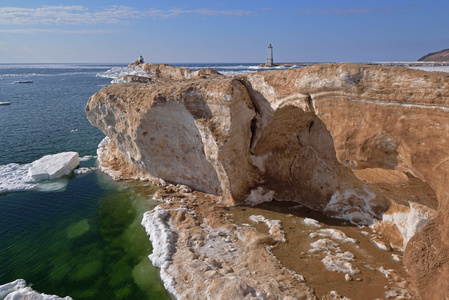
[0, 0, 448, 63]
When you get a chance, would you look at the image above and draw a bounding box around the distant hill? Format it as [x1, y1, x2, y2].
[418, 48, 449, 61]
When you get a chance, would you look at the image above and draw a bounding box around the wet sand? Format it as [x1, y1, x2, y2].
[229, 201, 419, 299]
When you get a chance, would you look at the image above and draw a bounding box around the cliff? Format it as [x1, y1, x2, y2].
[86, 62, 449, 299]
[419, 48, 449, 61]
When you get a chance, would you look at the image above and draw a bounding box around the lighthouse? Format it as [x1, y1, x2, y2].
[266, 44, 274, 67]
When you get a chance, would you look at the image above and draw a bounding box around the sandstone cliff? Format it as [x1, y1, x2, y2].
[86, 62, 449, 299]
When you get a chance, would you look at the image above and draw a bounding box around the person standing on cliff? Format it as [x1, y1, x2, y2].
[139, 55, 144, 64]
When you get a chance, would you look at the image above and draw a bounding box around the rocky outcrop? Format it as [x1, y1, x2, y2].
[86, 62, 449, 299]
[419, 48, 449, 61]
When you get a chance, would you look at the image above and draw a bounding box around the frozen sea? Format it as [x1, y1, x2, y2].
[1, 62, 448, 299]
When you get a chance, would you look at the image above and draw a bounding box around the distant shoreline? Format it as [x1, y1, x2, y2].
[261, 61, 449, 68]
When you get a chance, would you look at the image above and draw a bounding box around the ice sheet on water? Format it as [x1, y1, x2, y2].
[0, 279, 72, 300]
[0, 163, 36, 193]
[0, 152, 79, 194]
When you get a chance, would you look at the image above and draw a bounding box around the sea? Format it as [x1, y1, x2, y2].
[1, 62, 448, 299]
[0, 62, 300, 299]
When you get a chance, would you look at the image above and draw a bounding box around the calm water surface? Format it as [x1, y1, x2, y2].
[0, 64, 170, 299]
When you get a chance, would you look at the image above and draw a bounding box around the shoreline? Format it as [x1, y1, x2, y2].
[260, 61, 449, 68]
[141, 185, 419, 299]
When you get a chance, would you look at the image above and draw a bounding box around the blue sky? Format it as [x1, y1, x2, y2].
[0, 0, 448, 63]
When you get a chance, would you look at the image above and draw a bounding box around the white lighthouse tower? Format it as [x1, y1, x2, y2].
[266, 44, 274, 67]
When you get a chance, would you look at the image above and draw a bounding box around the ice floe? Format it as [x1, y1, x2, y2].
[0, 279, 72, 300]
[28, 152, 79, 182]
[0, 163, 36, 193]
[0, 152, 81, 194]
[74, 167, 96, 175]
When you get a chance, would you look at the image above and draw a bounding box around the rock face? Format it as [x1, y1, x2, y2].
[86, 62, 449, 299]
[419, 48, 449, 61]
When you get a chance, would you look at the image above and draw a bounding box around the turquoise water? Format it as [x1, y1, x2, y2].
[0, 62, 278, 298]
[0, 168, 170, 299]
[0, 64, 170, 299]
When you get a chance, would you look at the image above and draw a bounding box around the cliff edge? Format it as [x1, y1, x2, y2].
[86, 62, 449, 299]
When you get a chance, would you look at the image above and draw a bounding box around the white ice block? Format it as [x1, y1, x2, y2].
[28, 152, 79, 182]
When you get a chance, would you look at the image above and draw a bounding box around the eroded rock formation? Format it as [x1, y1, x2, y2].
[86, 62, 449, 299]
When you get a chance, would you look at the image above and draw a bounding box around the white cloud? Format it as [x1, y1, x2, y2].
[0, 5, 143, 25]
[294, 5, 421, 16]
[143, 8, 258, 19]
[0, 5, 258, 25]
[0, 28, 124, 34]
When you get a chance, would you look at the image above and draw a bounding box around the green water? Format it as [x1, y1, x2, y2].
[0, 168, 170, 299]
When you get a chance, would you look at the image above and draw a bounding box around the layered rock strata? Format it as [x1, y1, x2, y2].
[86, 62, 449, 299]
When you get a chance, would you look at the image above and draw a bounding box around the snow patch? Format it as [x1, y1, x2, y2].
[97, 66, 151, 83]
[249, 215, 286, 242]
[373, 202, 436, 248]
[322, 252, 360, 275]
[141, 206, 178, 298]
[303, 217, 322, 227]
[309, 229, 357, 244]
[309, 238, 341, 253]
[324, 187, 377, 225]
[245, 187, 274, 205]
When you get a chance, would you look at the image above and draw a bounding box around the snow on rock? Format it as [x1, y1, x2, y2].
[28, 152, 79, 182]
[372, 201, 436, 248]
[303, 217, 322, 227]
[249, 215, 286, 242]
[322, 252, 360, 275]
[0, 279, 72, 300]
[324, 187, 378, 225]
[309, 238, 341, 253]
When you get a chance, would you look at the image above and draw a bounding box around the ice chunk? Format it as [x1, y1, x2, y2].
[0, 279, 72, 299]
[303, 217, 322, 227]
[322, 252, 360, 275]
[309, 238, 341, 253]
[141, 206, 178, 298]
[0, 163, 36, 193]
[309, 229, 357, 244]
[249, 215, 285, 242]
[28, 152, 79, 182]
[0, 279, 26, 298]
[74, 167, 95, 175]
